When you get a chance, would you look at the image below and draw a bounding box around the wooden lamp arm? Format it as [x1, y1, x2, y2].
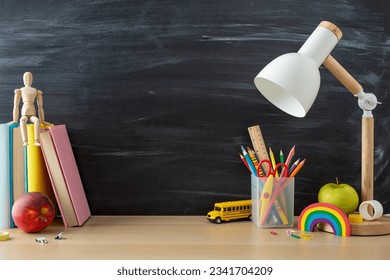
[323, 55, 363, 95]
[323, 54, 375, 202]
[362, 118, 374, 202]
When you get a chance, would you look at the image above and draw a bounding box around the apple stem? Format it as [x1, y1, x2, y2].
[336, 177, 339, 185]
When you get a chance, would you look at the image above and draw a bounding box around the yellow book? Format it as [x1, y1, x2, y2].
[12, 126, 26, 203]
[26, 124, 55, 204]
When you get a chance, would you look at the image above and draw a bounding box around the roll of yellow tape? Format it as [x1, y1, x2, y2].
[0, 232, 10, 241]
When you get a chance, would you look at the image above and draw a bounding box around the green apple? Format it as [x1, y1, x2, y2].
[318, 178, 359, 214]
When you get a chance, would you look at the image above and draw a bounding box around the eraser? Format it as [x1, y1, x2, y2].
[0, 232, 9, 241]
[348, 213, 363, 224]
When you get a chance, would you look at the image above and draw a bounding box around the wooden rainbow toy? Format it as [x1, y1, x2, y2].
[298, 202, 351, 237]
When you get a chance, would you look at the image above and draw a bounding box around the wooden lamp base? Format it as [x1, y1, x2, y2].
[317, 216, 390, 236]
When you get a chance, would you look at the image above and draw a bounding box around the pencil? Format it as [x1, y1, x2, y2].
[256, 164, 265, 177]
[279, 149, 285, 164]
[288, 158, 300, 175]
[284, 145, 295, 167]
[269, 147, 278, 177]
[247, 147, 259, 167]
[241, 146, 258, 176]
[248, 147, 266, 176]
[239, 153, 251, 173]
[289, 158, 306, 177]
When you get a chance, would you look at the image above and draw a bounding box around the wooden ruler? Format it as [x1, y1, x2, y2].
[248, 125, 270, 170]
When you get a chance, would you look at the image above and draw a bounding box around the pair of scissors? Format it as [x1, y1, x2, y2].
[257, 159, 288, 177]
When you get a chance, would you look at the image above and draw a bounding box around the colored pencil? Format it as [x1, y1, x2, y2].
[289, 158, 306, 177]
[288, 158, 300, 175]
[248, 147, 266, 176]
[269, 147, 278, 177]
[239, 153, 251, 173]
[279, 149, 285, 164]
[247, 147, 259, 167]
[284, 145, 295, 168]
[241, 146, 257, 176]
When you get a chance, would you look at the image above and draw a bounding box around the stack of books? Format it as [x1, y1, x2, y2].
[0, 123, 90, 228]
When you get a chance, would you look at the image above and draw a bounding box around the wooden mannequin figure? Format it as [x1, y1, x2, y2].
[10, 72, 46, 146]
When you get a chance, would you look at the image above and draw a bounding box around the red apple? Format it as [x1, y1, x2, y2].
[12, 192, 55, 233]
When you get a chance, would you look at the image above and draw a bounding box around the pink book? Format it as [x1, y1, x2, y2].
[49, 125, 91, 225]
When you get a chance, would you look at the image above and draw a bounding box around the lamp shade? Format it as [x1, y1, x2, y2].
[254, 21, 341, 117]
[254, 52, 320, 118]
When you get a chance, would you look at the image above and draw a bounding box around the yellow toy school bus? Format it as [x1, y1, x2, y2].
[207, 199, 252, 224]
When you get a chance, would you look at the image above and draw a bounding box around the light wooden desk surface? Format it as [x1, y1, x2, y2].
[1, 216, 390, 260]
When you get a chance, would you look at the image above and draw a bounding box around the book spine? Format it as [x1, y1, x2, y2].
[0, 124, 11, 228]
[8, 124, 16, 228]
[26, 124, 55, 203]
[11, 125, 26, 228]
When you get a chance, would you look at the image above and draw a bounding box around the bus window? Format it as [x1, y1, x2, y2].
[215, 206, 221, 211]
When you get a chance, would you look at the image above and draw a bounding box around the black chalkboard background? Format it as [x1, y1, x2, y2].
[0, 0, 389, 215]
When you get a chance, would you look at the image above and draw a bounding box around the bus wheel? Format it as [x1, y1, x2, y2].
[248, 214, 252, 221]
[214, 217, 222, 224]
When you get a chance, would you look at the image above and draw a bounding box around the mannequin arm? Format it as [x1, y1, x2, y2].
[12, 89, 21, 122]
[36, 90, 45, 123]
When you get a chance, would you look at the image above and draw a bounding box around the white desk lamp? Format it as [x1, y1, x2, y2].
[254, 21, 389, 235]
